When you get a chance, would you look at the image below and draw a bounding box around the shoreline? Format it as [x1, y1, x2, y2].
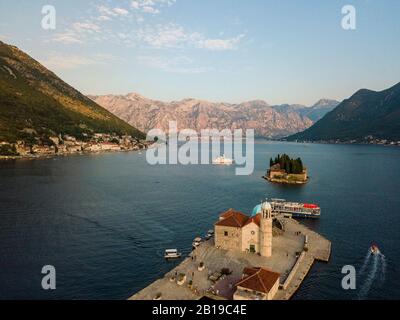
[0, 144, 153, 161]
[263, 176, 309, 185]
[278, 140, 400, 147]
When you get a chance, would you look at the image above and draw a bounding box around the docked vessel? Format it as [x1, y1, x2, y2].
[192, 237, 202, 249]
[269, 198, 321, 219]
[164, 249, 182, 260]
[205, 230, 214, 241]
[213, 155, 234, 165]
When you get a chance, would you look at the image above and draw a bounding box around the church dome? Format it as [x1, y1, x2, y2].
[252, 204, 262, 216]
[251, 201, 272, 216]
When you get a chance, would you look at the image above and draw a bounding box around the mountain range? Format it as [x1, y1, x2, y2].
[90, 94, 339, 139]
[288, 82, 400, 142]
[5, 40, 395, 145]
[0, 41, 144, 144]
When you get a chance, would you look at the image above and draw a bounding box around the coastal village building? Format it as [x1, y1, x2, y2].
[268, 163, 287, 178]
[267, 163, 308, 182]
[1, 132, 152, 159]
[15, 141, 31, 156]
[214, 202, 273, 257]
[234, 267, 280, 301]
[31, 144, 56, 155]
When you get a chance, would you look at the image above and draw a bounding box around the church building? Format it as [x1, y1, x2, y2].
[214, 202, 273, 257]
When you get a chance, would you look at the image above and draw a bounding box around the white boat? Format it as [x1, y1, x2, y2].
[164, 249, 182, 259]
[268, 198, 321, 219]
[205, 230, 214, 240]
[213, 155, 234, 165]
[192, 237, 202, 248]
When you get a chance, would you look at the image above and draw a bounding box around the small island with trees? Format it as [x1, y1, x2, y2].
[264, 154, 309, 185]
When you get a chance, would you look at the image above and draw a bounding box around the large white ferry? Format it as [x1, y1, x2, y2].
[213, 155, 234, 165]
[269, 198, 321, 219]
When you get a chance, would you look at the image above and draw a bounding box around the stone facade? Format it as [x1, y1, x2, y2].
[214, 203, 273, 257]
[215, 225, 242, 252]
[241, 223, 260, 253]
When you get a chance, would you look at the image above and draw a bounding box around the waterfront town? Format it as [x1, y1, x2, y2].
[0, 133, 153, 159]
[131, 201, 331, 301]
[288, 136, 400, 146]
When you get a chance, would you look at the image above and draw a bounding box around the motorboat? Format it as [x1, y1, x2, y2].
[192, 237, 202, 248]
[205, 230, 214, 240]
[164, 249, 182, 259]
[370, 244, 380, 255]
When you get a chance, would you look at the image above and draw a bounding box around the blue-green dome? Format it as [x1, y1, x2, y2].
[252, 202, 272, 216]
[252, 204, 262, 216]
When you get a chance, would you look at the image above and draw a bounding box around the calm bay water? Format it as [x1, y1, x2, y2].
[0, 141, 399, 300]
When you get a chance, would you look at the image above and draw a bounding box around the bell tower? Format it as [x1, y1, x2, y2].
[259, 201, 272, 257]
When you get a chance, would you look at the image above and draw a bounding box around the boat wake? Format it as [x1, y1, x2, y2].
[358, 249, 387, 299]
[359, 251, 371, 275]
[379, 254, 387, 283]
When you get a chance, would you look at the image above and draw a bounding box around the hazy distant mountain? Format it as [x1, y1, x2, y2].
[90, 94, 336, 139]
[287, 83, 400, 141]
[0, 40, 144, 143]
[300, 99, 340, 122]
[272, 99, 339, 122]
[271, 104, 307, 113]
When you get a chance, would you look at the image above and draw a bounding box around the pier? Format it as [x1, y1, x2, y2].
[129, 218, 331, 301]
[274, 218, 331, 300]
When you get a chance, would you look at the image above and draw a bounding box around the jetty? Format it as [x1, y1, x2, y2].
[129, 217, 330, 301]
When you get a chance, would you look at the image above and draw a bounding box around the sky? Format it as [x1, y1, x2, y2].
[0, 0, 399, 105]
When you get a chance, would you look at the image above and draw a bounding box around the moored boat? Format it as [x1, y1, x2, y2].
[253, 198, 321, 219]
[164, 249, 182, 260]
[205, 230, 214, 240]
[270, 198, 321, 218]
[192, 237, 202, 249]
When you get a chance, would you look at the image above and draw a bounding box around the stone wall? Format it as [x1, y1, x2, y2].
[215, 226, 242, 252]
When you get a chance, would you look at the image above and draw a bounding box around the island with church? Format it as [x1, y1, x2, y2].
[264, 154, 309, 185]
[130, 200, 331, 301]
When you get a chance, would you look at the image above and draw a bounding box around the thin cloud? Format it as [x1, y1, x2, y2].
[196, 34, 244, 51]
[113, 8, 130, 16]
[40, 53, 117, 70]
[97, 15, 112, 21]
[72, 22, 101, 33]
[131, 0, 176, 14]
[50, 32, 83, 44]
[138, 55, 212, 74]
[136, 23, 244, 51]
[46, 1, 244, 52]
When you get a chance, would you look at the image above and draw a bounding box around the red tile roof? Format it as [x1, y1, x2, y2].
[216, 209, 250, 228]
[236, 267, 280, 294]
[243, 213, 261, 227]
